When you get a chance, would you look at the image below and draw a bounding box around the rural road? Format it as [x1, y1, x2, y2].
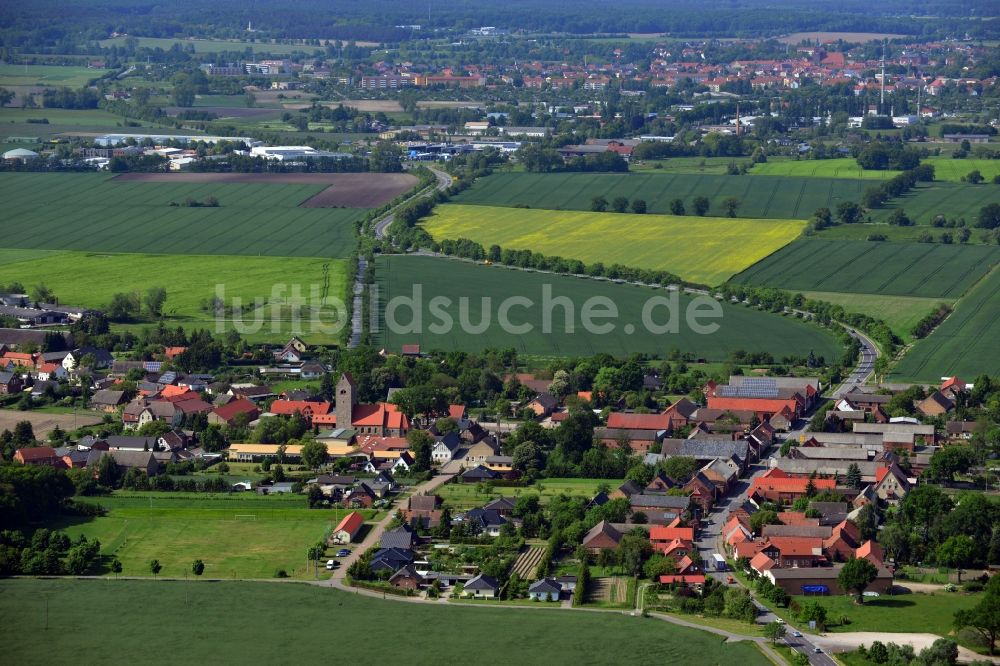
[348, 165, 452, 348]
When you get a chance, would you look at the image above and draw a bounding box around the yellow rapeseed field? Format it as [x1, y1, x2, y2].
[423, 204, 806, 285]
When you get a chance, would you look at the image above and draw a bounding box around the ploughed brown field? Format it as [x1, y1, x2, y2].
[113, 172, 418, 207]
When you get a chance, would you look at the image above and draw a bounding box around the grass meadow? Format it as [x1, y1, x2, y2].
[57, 493, 371, 579]
[788, 591, 981, 636]
[891, 264, 1000, 381]
[0, 579, 769, 666]
[750, 158, 898, 180]
[797, 291, 944, 341]
[0, 173, 363, 257]
[0, 248, 349, 343]
[750, 157, 1000, 184]
[0, 64, 110, 87]
[731, 240, 1000, 299]
[450, 171, 865, 220]
[423, 204, 805, 286]
[374, 255, 843, 360]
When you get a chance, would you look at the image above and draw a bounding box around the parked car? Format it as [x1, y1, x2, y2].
[336, 549, 351, 557]
[325, 559, 335, 570]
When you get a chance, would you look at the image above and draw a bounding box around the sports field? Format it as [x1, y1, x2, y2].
[866, 181, 1000, 225]
[891, 265, 1000, 381]
[0, 579, 768, 666]
[423, 204, 805, 285]
[0, 64, 111, 87]
[374, 255, 843, 360]
[732, 240, 1000, 299]
[0, 173, 365, 257]
[58, 493, 363, 579]
[0, 248, 348, 340]
[450, 172, 865, 220]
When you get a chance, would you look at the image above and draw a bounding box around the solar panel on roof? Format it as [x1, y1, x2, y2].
[717, 377, 778, 399]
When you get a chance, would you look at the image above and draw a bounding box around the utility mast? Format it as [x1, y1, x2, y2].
[879, 41, 886, 112]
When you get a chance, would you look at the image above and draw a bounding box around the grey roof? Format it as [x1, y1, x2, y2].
[380, 525, 416, 550]
[659, 438, 749, 463]
[465, 508, 507, 528]
[371, 548, 415, 571]
[0, 371, 17, 384]
[483, 497, 515, 513]
[106, 435, 158, 450]
[761, 525, 833, 538]
[90, 389, 126, 406]
[0, 328, 72, 348]
[86, 449, 156, 469]
[775, 459, 882, 478]
[630, 494, 690, 509]
[464, 574, 498, 590]
[529, 578, 562, 594]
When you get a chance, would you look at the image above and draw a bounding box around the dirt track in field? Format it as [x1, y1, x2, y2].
[113, 172, 418, 207]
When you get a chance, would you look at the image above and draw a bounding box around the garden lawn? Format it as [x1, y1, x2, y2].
[57, 493, 369, 580]
[0, 248, 349, 343]
[790, 591, 981, 635]
[423, 204, 805, 285]
[435, 478, 621, 510]
[891, 264, 1000, 381]
[451, 171, 865, 220]
[797, 291, 944, 341]
[731, 239, 1000, 299]
[0, 579, 769, 666]
[375, 255, 843, 361]
[0, 173, 363, 258]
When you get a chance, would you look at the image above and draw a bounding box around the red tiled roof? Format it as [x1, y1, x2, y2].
[15, 446, 58, 461]
[650, 526, 695, 542]
[212, 398, 259, 422]
[448, 404, 465, 420]
[750, 552, 776, 571]
[334, 511, 365, 535]
[607, 412, 670, 431]
[767, 536, 823, 556]
[658, 575, 706, 585]
[270, 400, 332, 418]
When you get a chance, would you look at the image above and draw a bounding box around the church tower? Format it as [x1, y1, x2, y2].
[336, 373, 356, 429]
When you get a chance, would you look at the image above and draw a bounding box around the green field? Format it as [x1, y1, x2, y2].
[0, 579, 769, 666]
[0, 248, 348, 341]
[423, 204, 805, 286]
[798, 291, 944, 341]
[922, 158, 1000, 183]
[732, 240, 1000, 299]
[867, 181, 1000, 225]
[751, 157, 1000, 184]
[436, 478, 619, 510]
[450, 172, 865, 220]
[750, 158, 898, 180]
[789, 592, 980, 636]
[0, 173, 362, 257]
[0, 64, 111, 87]
[98, 36, 328, 55]
[56, 493, 362, 579]
[891, 264, 1000, 381]
[374, 255, 843, 360]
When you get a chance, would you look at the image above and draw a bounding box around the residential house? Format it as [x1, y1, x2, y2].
[463, 574, 499, 599]
[459, 439, 499, 468]
[463, 508, 508, 537]
[630, 494, 691, 525]
[748, 468, 836, 504]
[14, 446, 62, 467]
[872, 464, 910, 503]
[381, 524, 416, 550]
[916, 391, 953, 417]
[0, 371, 23, 395]
[370, 548, 415, 574]
[208, 398, 260, 426]
[431, 431, 463, 465]
[86, 449, 158, 477]
[90, 389, 126, 412]
[683, 472, 718, 515]
[528, 578, 563, 601]
[389, 564, 424, 590]
[582, 520, 623, 553]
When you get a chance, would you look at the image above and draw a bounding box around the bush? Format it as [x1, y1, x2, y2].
[274, 569, 289, 578]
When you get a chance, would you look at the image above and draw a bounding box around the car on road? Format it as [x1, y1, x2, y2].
[336, 549, 351, 557]
[791, 631, 802, 637]
[813, 647, 822, 653]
